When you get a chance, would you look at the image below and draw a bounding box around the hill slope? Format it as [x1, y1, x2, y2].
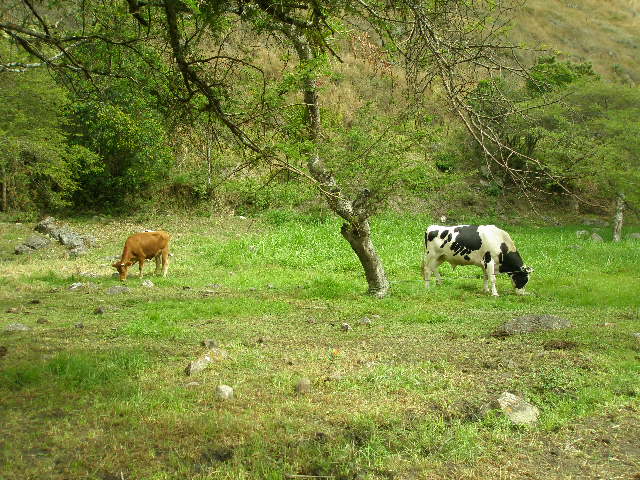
[513, 0, 640, 83]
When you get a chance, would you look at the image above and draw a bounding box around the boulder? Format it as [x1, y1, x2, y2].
[185, 353, 213, 376]
[590, 232, 604, 242]
[15, 234, 51, 254]
[14, 244, 33, 255]
[216, 385, 234, 400]
[497, 392, 539, 425]
[23, 235, 51, 250]
[628, 233, 640, 240]
[492, 314, 572, 337]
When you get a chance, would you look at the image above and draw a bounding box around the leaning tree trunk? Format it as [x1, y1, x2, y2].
[613, 193, 625, 242]
[286, 27, 390, 297]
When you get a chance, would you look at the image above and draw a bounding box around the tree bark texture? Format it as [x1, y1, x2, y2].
[285, 26, 390, 297]
[613, 193, 625, 242]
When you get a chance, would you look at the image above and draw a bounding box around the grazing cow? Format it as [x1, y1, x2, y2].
[422, 224, 533, 296]
[112, 231, 171, 281]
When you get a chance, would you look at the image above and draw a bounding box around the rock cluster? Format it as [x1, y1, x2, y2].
[14, 235, 51, 254]
[35, 216, 96, 256]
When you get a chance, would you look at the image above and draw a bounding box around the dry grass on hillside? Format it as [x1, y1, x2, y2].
[512, 0, 640, 83]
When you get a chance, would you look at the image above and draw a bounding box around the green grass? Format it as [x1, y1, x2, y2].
[1, 212, 639, 479]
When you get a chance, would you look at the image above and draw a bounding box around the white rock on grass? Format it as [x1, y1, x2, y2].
[185, 354, 212, 376]
[141, 279, 154, 288]
[4, 323, 31, 332]
[575, 230, 589, 239]
[590, 232, 604, 242]
[216, 385, 234, 400]
[497, 392, 539, 425]
[184, 348, 228, 376]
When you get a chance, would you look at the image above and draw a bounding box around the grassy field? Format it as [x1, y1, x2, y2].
[1, 211, 639, 480]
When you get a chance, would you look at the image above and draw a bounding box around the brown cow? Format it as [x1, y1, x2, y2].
[112, 231, 171, 281]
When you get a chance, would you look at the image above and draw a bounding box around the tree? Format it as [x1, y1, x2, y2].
[1, 0, 539, 296]
[0, 68, 99, 212]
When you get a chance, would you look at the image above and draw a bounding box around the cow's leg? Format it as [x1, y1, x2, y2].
[488, 261, 498, 296]
[154, 254, 162, 275]
[482, 269, 490, 294]
[161, 247, 169, 277]
[423, 253, 443, 289]
[421, 254, 432, 288]
[138, 258, 145, 278]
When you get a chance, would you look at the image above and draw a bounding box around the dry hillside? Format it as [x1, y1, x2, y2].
[512, 0, 640, 83]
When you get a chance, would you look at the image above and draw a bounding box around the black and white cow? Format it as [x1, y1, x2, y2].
[422, 224, 533, 296]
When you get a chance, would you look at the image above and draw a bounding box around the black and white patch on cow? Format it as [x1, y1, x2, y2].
[421, 224, 533, 296]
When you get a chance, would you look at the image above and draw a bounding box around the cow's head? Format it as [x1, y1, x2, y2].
[509, 265, 534, 290]
[112, 261, 134, 281]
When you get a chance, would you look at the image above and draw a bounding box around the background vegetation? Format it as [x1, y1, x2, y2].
[0, 0, 638, 222]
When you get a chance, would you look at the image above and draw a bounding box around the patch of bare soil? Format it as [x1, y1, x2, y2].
[477, 408, 640, 479]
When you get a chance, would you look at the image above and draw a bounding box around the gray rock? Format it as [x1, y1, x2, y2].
[69, 282, 86, 290]
[575, 230, 589, 239]
[14, 244, 33, 255]
[632, 333, 640, 343]
[35, 216, 57, 235]
[341, 323, 352, 332]
[59, 231, 85, 249]
[492, 314, 572, 337]
[185, 353, 213, 376]
[590, 232, 604, 242]
[628, 233, 640, 240]
[359, 317, 373, 326]
[4, 323, 31, 332]
[185, 381, 200, 388]
[106, 286, 130, 295]
[94, 306, 107, 315]
[141, 279, 155, 288]
[295, 377, 312, 394]
[23, 235, 51, 250]
[34, 217, 96, 252]
[216, 384, 234, 400]
[497, 392, 539, 425]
